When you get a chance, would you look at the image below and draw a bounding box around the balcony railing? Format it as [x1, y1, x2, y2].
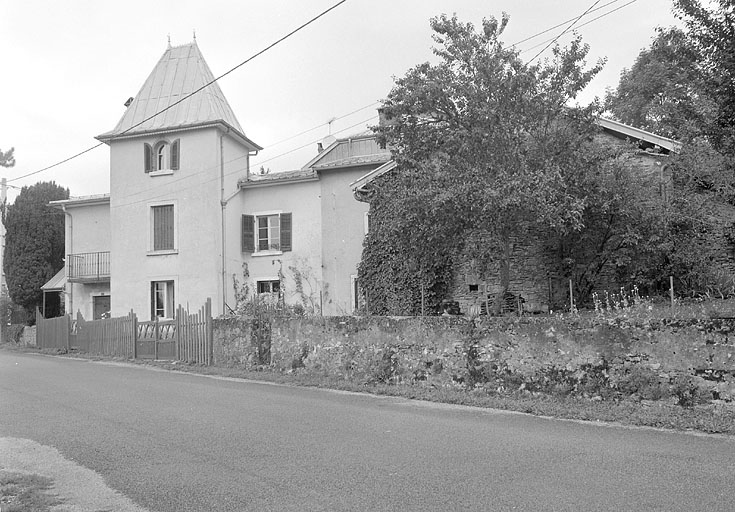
[68, 251, 110, 282]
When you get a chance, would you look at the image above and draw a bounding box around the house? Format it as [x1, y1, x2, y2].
[236, 133, 390, 314]
[47, 194, 110, 319]
[47, 40, 387, 319]
[350, 118, 690, 314]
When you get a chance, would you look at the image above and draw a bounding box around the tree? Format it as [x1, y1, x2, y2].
[2, 182, 69, 320]
[604, 27, 706, 140]
[0, 148, 15, 168]
[362, 14, 606, 314]
[673, 0, 735, 157]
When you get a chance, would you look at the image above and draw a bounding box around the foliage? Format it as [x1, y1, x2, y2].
[673, 0, 735, 157]
[0, 147, 15, 168]
[362, 13, 605, 314]
[603, 1, 735, 298]
[0, 471, 62, 511]
[604, 27, 706, 139]
[2, 182, 68, 319]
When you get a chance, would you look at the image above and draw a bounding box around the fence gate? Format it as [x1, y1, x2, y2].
[136, 317, 176, 359]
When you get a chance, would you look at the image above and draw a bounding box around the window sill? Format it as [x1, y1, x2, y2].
[147, 249, 178, 256]
[149, 169, 174, 177]
[251, 250, 283, 257]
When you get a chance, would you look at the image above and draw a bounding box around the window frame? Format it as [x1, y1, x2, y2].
[256, 279, 281, 295]
[148, 201, 178, 255]
[144, 138, 180, 175]
[242, 211, 292, 255]
[150, 280, 175, 320]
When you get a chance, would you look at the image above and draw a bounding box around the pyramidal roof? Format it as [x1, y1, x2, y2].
[97, 41, 257, 147]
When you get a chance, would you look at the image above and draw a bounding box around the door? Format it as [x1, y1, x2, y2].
[93, 295, 111, 320]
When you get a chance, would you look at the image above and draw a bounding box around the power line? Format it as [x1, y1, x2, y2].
[102, 102, 380, 209]
[109, 114, 378, 210]
[7, 0, 350, 184]
[109, 115, 377, 208]
[528, 0, 604, 63]
[511, 0, 621, 47]
[520, 0, 638, 55]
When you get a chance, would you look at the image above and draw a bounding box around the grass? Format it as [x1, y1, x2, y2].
[0, 471, 61, 512]
[139, 358, 735, 435]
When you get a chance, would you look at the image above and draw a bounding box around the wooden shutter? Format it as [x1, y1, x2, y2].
[280, 213, 292, 252]
[241, 215, 254, 252]
[171, 139, 180, 170]
[152, 205, 175, 250]
[144, 143, 153, 173]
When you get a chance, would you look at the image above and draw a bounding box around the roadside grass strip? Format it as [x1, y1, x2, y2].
[0, 471, 61, 512]
[0, 438, 148, 512]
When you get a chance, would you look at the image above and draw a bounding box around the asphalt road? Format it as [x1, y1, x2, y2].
[1, 352, 734, 511]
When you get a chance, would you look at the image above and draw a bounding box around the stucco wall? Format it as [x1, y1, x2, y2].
[319, 166, 371, 315]
[237, 179, 324, 312]
[63, 202, 111, 317]
[109, 126, 251, 318]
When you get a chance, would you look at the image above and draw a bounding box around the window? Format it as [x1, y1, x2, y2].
[258, 215, 280, 251]
[241, 213, 292, 253]
[151, 204, 175, 251]
[151, 280, 175, 319]
[156, 143, 167, 170]
[257, 280, 280, 295]
[351, 275, 361, 313]
[144, 139, 180, 173]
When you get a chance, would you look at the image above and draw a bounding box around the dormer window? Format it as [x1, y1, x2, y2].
[144, 139, 180, 173]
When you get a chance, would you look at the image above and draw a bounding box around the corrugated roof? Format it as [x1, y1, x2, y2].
[302, 133, 391, 170]
[41, 268, 66, 291]
[239, 168, 317, 188]
[97, 42, 248, 141]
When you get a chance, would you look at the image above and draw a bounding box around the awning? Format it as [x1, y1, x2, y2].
[41, 269, 66, 291]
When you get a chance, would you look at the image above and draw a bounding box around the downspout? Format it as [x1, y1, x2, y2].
[62, 205, 73, 316]
[220, 129, 229, 316]
[220, 128, 260, 315]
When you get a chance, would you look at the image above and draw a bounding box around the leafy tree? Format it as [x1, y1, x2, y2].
[0, 148, 14, 168]
[362, 14, 606, 314]
[604, 27, 706, 140]
[673, 0, 735, 156]
[2, 182, 69, 320]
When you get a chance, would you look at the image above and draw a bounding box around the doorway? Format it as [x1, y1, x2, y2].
[93, 295, 111, 320]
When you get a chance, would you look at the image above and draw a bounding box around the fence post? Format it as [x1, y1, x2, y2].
[175, 305, 181, 362]
[206, 298, 213, 365]
[132, 312, 138, 359]
[66, 314, 71, 351]
[154, 315, 159, 360]
[670, 276, 675, 308]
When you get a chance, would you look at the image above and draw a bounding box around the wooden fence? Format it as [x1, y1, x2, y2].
[35, 298, 213, 365]
[35, 309, 70, 350]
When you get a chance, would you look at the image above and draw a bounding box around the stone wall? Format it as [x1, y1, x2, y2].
[212, 314, 735, 402]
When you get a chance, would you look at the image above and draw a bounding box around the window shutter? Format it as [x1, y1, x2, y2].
[241, 215, 254, 252]
[280, 213, 292, 252]
[152, 205, 175, 250]
[171, 139, 180, 170]
[144, 143, 153, 173]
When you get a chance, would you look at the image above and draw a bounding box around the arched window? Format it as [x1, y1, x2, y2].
[155, 142, 169, 171]
[144, 139, 180, 173]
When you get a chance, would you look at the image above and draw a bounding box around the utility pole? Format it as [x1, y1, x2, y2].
[0, 178, 5, 344]
[0, 177, 6, 299]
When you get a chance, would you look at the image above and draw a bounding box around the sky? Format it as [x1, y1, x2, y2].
[1, 0, 681, 204]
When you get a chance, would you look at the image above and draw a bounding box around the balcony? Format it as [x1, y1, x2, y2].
[68, 251, 110, 283]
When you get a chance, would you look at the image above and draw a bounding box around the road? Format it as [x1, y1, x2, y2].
[1, 352, 734, 511]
